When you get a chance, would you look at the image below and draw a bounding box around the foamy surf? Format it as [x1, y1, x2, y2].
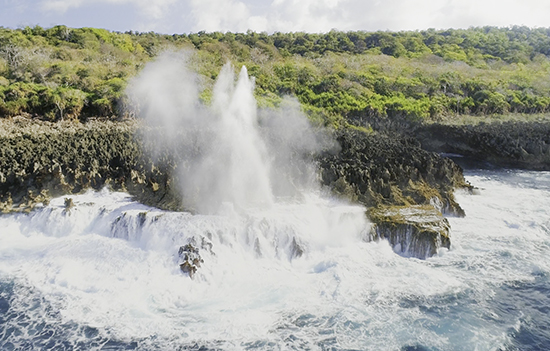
[2, 49, 550, 350]
[1, 170, 549, 350]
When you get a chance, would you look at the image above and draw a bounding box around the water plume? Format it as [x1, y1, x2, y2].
[127, 51, 329, 214]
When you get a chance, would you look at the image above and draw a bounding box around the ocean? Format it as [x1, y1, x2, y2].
[0, 168, 549, 351]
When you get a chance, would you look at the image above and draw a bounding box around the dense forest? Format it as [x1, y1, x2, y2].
[1, 25, 550, 126]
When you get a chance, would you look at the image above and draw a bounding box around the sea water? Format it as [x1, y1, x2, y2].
[0, 169, 549, 351]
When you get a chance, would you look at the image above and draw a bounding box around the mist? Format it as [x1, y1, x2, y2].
[127, 51, 331, 214]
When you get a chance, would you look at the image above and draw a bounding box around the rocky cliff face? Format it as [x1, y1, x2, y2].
[414, 121, 550, 170]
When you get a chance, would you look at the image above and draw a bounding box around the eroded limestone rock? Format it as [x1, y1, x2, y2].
[367, 205, 451, 259]
[318, 129, 468, 217]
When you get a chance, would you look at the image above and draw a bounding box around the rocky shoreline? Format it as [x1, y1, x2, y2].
[318, 129, 468, 216]
[413, 121, 550, 171]
[8, 117, 547, 260]
[317, 129, 466, 259]
[0, 118, 468, 211]
[0, 118, 138, 212]
[367, 205, 451, 259]
[0, 117, 469, 260]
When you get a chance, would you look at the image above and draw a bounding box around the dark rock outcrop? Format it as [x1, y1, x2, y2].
[318, 129, 468, 217]
[178, 244, 204, 278]
[367, 205, 451, 259]
[178, 237, 214, 277]
[0, 119, 468, 216]
[0, 118, 183, 213]
[0, 118, 469, 260]
[0, 118, 140, 212]
[414, 121, 550, 170]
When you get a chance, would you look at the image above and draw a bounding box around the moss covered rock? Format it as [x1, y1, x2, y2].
[367, 205, 451, 259]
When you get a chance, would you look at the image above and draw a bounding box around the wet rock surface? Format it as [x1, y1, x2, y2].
[367, 205, 451, 259]
[0, 119, 469, 260]
[178, 244, 203, 278]
[178, 237, 214, 278]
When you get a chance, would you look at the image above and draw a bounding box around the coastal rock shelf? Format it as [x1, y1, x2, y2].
[0, 119, 467, 214]
[414, 121, 550, 170]
[318, 129, 468, 217]
[367, 205, 451, 259]
[0, 118, 467, 259]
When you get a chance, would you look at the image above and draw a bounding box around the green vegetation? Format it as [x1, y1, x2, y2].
[2, 25, 550, 124]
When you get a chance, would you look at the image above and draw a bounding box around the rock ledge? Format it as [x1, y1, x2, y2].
[368, 205, 451, 259]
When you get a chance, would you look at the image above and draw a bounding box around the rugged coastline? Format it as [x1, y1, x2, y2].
[414, 121, 550, 171]
[0, 117, 469, 259]
[3, 116, 548, 259]
[0, 118, 470, 212]
[318, 129, 467, 216]
[3, 25, 550, 261]
[354, 114, 550, 171]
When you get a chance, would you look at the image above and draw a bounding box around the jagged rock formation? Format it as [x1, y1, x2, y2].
[0, 118, 186, 213]
[318, 129, 468, 217]
[0, 118, 140, 212]
[178, 237, 214, 277]
[0, 119, 468, 216]
[178, 244, 204, 278]
[367, 205, 451, 259]
[0, 118, 469, 260]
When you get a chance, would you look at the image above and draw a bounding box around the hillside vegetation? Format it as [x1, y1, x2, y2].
[1, 25, 550, 126]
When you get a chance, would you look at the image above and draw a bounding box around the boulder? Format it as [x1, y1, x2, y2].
[178, 237, 214, 278]
[367, 205, 451, 259]
[178, 244, 204, 278]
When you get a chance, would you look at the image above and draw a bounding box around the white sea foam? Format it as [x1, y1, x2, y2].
[1, 171, 549, 350]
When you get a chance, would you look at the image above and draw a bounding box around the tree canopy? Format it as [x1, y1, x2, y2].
[1, 25, 550, 125]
